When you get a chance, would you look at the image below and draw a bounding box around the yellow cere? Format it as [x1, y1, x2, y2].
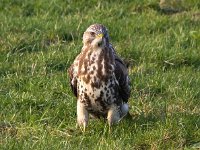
[96, 33, 103, 38]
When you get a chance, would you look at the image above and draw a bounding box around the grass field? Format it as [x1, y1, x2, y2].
[0, 0, 200, 149]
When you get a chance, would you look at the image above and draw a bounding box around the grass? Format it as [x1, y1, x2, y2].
[0, 0, 200, 149]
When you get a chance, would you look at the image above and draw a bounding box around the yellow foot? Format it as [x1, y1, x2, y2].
[109, 125, 112, 133]
[76, 123, 87, 132]
[83, 122, 86, 132]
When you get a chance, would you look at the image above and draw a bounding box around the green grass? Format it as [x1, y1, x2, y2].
[0, 0, 200, 149]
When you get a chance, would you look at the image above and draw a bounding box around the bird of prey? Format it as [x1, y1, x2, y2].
[68, 24, 131, 131]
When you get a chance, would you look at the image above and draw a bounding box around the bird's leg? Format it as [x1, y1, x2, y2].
[77, 100, 89, 132]
[107, 104, 120, 132]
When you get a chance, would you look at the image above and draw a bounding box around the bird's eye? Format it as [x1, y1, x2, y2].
[90, 32, 95, 36]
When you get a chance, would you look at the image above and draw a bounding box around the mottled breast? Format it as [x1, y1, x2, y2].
[76, 46, 117, 116]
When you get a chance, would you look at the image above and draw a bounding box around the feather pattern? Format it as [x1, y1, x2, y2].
[68, 24, 131, 130]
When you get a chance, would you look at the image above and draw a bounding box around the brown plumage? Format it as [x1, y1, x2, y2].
[68, 24, 131, 131]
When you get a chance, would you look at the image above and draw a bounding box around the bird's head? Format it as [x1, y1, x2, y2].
[83, 24, 109, 48]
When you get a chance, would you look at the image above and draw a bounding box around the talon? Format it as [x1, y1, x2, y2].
[83, 122, 86, 132]
[76, 123, 79, 129]
[77, 101, 89, 133]
[109, 125, 112, 133]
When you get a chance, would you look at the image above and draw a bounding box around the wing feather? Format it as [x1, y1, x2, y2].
[68, 63, 78, 97]
[114, 55, 131, 103]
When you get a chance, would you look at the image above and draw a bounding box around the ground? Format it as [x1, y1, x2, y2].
[0, 0, 200, 149]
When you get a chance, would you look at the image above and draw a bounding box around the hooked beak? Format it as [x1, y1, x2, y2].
[96, 33, 104, 38]
[94, 33, 105, 47]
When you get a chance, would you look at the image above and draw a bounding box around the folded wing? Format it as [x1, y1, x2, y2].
[114, 55, 131, 103]
[68, 63, 78, 97]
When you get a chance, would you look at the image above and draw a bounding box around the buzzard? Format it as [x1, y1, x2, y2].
[68, 24, 131, 131]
